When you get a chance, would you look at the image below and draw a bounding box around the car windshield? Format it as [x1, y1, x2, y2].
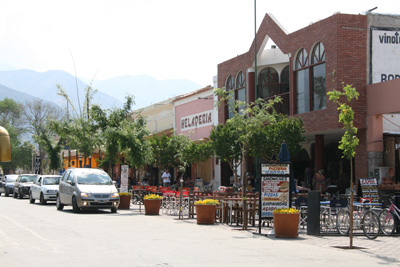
[77, 173, 113, 185]
[20, 175, 37, 183]
[43, 177, 61, 185]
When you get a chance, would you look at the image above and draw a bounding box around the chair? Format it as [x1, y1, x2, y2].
[162, 190, 176, 214]
[131, 185, 144, 205]
[145, 186, 158, 194]
[294, 197, 308, 228]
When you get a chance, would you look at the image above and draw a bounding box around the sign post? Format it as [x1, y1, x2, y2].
[256, 162, 291, 235]
[35, 155, 41, 174]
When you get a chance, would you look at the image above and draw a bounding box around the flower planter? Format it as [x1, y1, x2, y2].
[195, 204, 216, 224]
[144, 199, 161, 215]
[118, 195, 131, 209]
[273, 213, 300, 238]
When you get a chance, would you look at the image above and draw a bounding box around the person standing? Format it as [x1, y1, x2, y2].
[161, 169, 171, 187]
[313, 169, 326, 193]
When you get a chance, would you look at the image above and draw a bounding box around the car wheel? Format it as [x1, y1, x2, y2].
[13, 190, 17, 198]
[56, 195, 64, 210]
[29, 192, 35, 204]
[18, 189, 23, 199]
[5, 190, 9, 197]
[72, 196, 80, 213]
[40, 193, 47, 204]
[111, 207, 117, 213]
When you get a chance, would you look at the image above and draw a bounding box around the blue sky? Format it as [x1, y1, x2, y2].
[1, 0, 399, 86]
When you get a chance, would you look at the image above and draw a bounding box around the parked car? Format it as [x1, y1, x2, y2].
[57, 168, 120, 213]
[0, 174, 19, 196]
[0, 175, 5, 196]
[13, 174, 38, 199]
[29, 175, 61, 204]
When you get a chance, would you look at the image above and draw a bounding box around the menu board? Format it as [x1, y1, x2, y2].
[260, 163, 291, 218]
[120, 165, 129, 193]
[359, 178, 379, 203]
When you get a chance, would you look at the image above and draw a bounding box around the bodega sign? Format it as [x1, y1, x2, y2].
[371, 28, 400, 84]
[180, 110, 213, 131]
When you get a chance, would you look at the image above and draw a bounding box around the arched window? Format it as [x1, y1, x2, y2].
[294, 43, 326, 114]
[257, 66, 290, 115]
[258, 67, 279, 99]
[235, 71, 246, 104]
[225, 75, 235, 119]
[311, 42, 326, 111]
[295, 48, 310, 114]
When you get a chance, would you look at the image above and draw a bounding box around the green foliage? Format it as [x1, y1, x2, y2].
[327, 84, 359, 159]
[249, 114, 305, 162]
[119, 114, 152, 169]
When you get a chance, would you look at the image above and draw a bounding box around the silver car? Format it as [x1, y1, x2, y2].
[57, 168, 120, 213]
[29, 175, 61, 204]
[2, 174, 19, 196]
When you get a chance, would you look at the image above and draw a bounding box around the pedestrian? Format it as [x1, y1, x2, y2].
[313, 169, 326, 193]
[161, 169, 171, 187]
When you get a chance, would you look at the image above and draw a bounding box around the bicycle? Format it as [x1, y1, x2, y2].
[379, 196, 400, 235]
[336, 202, 381, 239]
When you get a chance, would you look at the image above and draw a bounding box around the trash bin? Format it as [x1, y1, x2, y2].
[307, 191, 320, 235]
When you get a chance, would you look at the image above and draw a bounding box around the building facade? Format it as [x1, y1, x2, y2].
[217, 12, 400, 192]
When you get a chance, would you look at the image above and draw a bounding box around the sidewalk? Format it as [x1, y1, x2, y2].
[123, 203, 400, 266]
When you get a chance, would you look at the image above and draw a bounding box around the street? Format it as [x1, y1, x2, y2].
[0, 195, 399, 267]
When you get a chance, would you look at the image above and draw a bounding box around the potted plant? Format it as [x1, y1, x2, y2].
[273, 207, 301, 238]
[143, 194, 163, 215]
[118, 192, 132, 210]
[194, 199, 219, 224]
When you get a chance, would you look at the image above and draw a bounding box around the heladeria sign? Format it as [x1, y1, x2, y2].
[180, 110, 213, 131]
[371, 28, 400, 84]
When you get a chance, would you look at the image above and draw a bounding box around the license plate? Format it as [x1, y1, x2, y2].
[98, 200, 107, 203]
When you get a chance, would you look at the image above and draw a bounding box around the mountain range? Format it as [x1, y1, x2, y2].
[0, 69, 203, 111]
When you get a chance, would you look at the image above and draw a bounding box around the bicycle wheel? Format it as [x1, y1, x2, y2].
[336, 209, 350, 235]
[379, 208, 395, 235]
[362, 210, 380, 239]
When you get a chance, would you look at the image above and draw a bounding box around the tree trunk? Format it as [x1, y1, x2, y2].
[349, 157, 354, 248]
[242, 146, 248, 230]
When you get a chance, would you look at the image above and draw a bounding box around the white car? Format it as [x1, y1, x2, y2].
[29, 175, 61, 204]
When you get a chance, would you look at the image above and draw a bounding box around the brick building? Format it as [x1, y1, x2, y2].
[217, 12, 400, 192]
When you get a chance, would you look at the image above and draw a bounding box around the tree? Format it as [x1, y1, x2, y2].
[210, 121, 242, 185]
[54, 84, 101, 168]
[328, 83, 359, 249]
[188, 141, 214, 179]
[249, 113, 305, 162]
[213, 88, 305, 230]
[23, 99, 63, 173]
[119, 114, 152, 182]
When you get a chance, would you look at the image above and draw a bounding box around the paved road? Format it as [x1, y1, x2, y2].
[0, 196, 399, 266]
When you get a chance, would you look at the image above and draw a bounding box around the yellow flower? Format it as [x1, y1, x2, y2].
[144, 194, 162, 200]
[194, 199, 219, 205]
[273, 208, 300, 214]
[119, 192, 133, 196]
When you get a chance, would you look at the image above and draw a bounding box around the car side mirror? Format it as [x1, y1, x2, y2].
[66, 180, 72, 185]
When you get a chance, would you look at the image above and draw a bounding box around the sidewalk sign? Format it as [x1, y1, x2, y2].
[256, 162, 291, 235]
